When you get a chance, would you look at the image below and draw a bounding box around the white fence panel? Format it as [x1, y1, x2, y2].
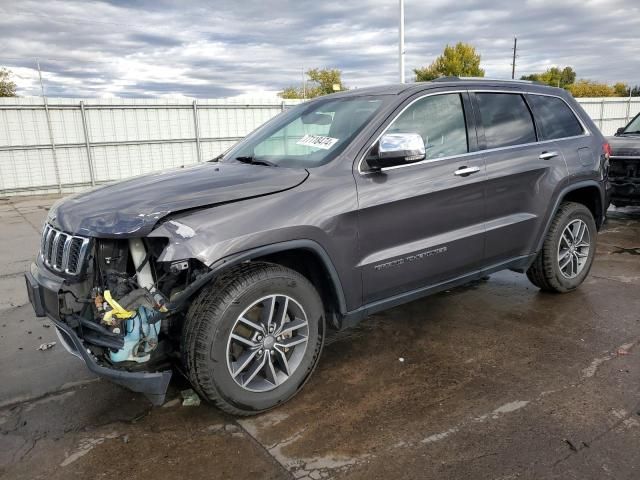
[1, 95, 638, 196]
[0, 97, 301, 196]
[575, 97, 640, 135]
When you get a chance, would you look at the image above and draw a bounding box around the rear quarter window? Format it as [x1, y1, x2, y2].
[476, 93, 537, 149]
[527, 94, 584, 140]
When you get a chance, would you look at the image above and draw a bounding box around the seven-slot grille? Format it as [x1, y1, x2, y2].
[40, 224, 90, 275]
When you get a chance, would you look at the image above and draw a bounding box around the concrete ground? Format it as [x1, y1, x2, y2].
[1, 195, 639, 480]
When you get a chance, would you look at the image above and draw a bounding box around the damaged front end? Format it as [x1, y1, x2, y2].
[25, 224, 210, 405]
[609, 155, 640, 207]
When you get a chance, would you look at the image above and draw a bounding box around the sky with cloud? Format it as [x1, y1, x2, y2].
[0, 0, 638, 98]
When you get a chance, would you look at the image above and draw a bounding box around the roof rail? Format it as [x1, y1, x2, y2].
[431, 76, 541, 85]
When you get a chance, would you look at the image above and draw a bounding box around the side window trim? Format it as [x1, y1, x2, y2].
[356, 88, 591, 175]
[460, 91, 480, 153]
[524, 93, 547, 140]
[357, 89, 477, 174]
[468, 91, 486, 150]
[470, 90, 590, 153]
[521, 94, 542, 142]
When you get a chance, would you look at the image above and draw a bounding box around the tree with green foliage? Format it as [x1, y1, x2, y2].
[414, 42, 484, 82]
[566, 80, 615, 97]
[521, 66, 576, 88]
[0, 67, 17, 97]
[279, 68, 347, 99]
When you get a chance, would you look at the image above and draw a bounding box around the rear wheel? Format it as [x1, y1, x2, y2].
[526, 202, 597, 293]
[182, 262, 324, 416]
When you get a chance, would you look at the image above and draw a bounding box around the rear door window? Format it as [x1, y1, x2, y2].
[527, 94, 584, 140]
[476, 93, 537, 149]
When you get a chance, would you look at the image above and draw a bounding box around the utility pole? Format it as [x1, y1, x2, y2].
[511, 36, 517, 79]
[399, 0, 405, 83]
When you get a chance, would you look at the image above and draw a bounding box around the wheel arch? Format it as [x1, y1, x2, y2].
[534, 180, 605, 254]
[562, 185, 604, 228]
[168, 240, 347, 321]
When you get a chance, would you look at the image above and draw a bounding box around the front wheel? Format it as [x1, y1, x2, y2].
[526, 202, 597, 293]
[182, 262, 324, 416]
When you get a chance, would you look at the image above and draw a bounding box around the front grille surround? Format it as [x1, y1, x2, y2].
[40, 224, 90, 276]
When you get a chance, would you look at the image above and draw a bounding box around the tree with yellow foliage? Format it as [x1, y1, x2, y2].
[566, 80, 615, 97]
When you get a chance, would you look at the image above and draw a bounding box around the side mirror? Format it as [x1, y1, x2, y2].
[615, 127, 625, 136]
[365, 133, 426, 171]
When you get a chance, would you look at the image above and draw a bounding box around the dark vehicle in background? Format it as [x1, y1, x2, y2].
[608, 113, 640, 207]
[25, 78, 609, 416]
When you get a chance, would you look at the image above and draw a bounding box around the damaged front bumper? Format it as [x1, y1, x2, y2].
[24, 259, 172, 405]
[609, 156, 640, 206]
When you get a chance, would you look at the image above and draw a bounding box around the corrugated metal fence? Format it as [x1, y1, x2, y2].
[0, 97, 302, 196]
[576, 97, 640, 137]
[1, 95, 639, 197]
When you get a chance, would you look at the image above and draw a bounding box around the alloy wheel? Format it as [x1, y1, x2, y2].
[226, 294, 309, 392]
[557, 219, 591, 279]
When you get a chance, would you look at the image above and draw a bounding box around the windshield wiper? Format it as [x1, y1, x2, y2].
[234, 156, 278, 167]
[622, 131, 640, 134]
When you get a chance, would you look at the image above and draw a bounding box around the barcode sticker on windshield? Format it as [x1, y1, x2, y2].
[296, 134, 339, 150]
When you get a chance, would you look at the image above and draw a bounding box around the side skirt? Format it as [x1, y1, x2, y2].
[340, 254, 536, 329]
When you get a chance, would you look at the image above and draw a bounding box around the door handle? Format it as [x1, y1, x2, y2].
[454, 166, 481, 177]
[539, 151, 559, 160]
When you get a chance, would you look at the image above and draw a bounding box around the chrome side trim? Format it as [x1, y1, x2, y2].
[357, 89, 591, 175]
[473, 89, 591, 137]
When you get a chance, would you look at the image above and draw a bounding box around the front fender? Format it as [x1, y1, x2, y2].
[164, 239, 347, 315]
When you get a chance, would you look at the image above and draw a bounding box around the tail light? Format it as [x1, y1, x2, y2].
[601, 142, 611, 177]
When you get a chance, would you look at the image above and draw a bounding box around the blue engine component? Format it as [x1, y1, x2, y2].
[109, 306, 161, 363]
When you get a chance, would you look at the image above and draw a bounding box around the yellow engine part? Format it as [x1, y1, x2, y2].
[102, 290, 135, 325]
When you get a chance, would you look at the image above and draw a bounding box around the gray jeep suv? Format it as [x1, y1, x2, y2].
[25, 78, 609, 415]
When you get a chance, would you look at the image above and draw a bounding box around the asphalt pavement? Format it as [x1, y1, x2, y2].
[1, 195, 639, 480]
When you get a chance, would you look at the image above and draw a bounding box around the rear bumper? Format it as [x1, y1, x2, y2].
[24, 261, 171, 405]
[610, 181, 640, 205]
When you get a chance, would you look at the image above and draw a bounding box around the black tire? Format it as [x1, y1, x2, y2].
[526, 201, 597, 293]
[181, 262, 324, 416]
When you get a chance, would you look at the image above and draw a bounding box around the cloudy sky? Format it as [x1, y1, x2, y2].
[0, 0, 638, 98]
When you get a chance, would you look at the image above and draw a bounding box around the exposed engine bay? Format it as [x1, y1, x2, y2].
[56, 235, 209, 372]
[609, 157, 640, 207]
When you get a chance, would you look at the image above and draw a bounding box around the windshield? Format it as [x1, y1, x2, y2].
[622, 114, 640, 134]
[221, 95, 388, 168]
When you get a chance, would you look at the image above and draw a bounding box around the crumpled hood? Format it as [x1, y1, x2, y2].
[49, 162, 309, 237]
[607, 135, 640, 157]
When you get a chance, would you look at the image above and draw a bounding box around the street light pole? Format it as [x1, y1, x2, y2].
[511, 36, 517, 79]
[399, 0, 405, 83]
